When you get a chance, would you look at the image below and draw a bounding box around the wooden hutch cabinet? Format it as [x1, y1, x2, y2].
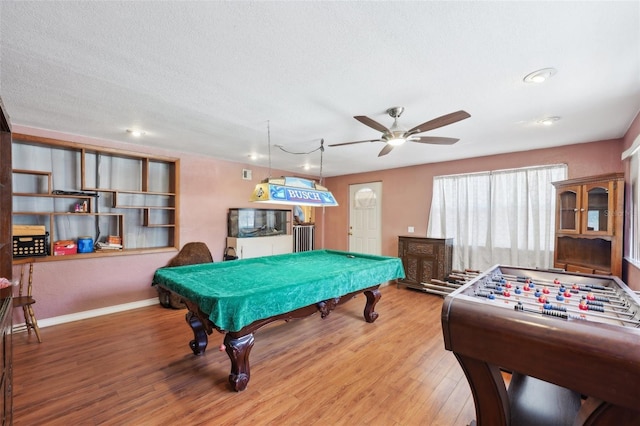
[552, 173, 624, 277]
[397, 236, 453, 290]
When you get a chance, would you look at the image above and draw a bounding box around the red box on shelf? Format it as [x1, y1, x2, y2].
[54, 240, 77, 256]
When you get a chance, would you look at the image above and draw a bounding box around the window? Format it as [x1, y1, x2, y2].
[625, 136, 640, 265]
[631, 154, 640, 262]
[427, 164, 567, 271]
[354, 187, 376, 209]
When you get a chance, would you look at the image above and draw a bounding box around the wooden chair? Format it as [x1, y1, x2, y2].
[13, 261, 42, 343]
[157, 242, 213, 309]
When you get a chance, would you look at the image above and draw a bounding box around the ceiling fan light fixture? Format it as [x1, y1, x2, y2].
[387, 137, 406, 146]
[330, 107, 470, 157]
[523, 67, 557, 84]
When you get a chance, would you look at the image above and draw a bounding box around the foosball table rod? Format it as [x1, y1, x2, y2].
[421, 282, 455, 296]
[432, 279, 462, 289]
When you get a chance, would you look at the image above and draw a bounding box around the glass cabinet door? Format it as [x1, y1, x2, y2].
[581, 182, 613, 235]
[557, 186, 581, 233]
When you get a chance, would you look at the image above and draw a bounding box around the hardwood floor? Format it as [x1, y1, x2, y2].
[12, 285, 475, 425]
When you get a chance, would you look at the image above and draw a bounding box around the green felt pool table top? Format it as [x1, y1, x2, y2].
[153, 249, 405, 332]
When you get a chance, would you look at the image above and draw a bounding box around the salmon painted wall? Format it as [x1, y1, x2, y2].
[10, 125, 302, 322]
[10, 123, 635, 322]
[622, 111, 640, 290]
[321, 139, 625, 263]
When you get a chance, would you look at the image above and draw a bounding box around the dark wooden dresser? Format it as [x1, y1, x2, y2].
[0, 97, 13, 424]
[397, 236, 453, 291]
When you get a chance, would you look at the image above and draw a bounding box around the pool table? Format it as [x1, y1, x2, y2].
[153, 249, 405, 391]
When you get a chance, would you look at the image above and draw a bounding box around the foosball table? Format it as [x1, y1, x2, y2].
[441, 265, 640, 426]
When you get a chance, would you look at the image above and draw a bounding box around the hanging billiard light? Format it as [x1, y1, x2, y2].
[249, 123, 338, 207]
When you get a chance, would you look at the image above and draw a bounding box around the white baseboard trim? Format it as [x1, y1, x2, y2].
[16, 283, 394, 331]
[15, 298, 160, 330]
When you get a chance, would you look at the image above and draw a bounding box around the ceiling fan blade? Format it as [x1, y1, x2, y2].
[378, 144, 394, 157]
[328, 139, 382, 147]
[354, 116, 391, 133]
[409, 136, 460, 145]
[407, 110, 471, 135]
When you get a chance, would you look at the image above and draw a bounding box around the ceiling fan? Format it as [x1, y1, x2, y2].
[329, 107, 471, 157]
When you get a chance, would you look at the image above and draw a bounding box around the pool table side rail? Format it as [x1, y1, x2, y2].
[152, 249, 404, 332]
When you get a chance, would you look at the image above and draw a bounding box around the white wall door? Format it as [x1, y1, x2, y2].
[348, 182, 382, 255]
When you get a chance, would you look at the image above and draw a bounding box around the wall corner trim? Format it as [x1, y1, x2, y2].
[622, 133, 640, 160]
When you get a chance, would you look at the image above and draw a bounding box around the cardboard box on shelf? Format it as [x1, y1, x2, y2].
[13, 225, 46, 236]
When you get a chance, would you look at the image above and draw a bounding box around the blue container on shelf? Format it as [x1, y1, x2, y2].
[77, 237, 94, 253]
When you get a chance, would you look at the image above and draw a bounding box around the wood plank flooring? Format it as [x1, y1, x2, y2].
[12, 285, 475, 425]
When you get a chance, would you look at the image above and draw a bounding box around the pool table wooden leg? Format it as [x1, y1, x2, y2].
[186, 311, 208, 355]
[224, 332, 255, 392]
[363, 288, 381, 323]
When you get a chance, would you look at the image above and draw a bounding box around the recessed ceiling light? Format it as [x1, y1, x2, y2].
[126, 129, 146, 137]
[523, 68, 557, 84]
[538, 116, 561, 126]
[248, 153, 258, 161]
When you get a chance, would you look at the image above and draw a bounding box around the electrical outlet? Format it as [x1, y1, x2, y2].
[408, 226, 415, 233]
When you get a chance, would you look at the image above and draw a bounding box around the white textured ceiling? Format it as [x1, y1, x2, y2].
[1, 1, 639, 177]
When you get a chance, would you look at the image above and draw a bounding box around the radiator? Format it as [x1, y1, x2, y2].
[293, 225, 315, 252]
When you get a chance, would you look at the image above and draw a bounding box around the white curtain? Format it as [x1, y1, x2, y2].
[427, 171, 492, 269]
[427, 164, 567, 271]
